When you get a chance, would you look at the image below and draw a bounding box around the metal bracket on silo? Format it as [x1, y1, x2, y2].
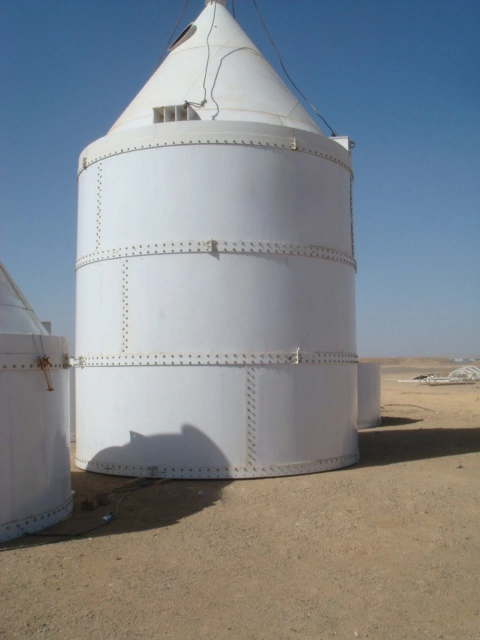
[292, 348, 301, 365]
[206, 239, 218, 253]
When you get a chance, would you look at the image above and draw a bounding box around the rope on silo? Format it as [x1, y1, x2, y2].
[251, 0, 337, 137]
[152, 0, 192, 73]
[187, 0, 218, 108]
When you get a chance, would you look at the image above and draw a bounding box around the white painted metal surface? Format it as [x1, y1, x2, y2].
[357, 363, 381, 430]
[107, 0, 318, 134]
[0, 264, 72, 542]
[75, 1, 358, 478]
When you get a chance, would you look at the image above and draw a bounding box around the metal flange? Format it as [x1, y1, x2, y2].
[74, 351, 358, 367]
[76, 239, 356, 271]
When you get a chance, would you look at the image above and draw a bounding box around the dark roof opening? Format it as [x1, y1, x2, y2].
[169, 24, 197, 51]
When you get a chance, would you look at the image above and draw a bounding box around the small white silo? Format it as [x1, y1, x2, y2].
[75, 0, 358, 478]
[0, 263, 72, 542]
[357, 363, 382, 430]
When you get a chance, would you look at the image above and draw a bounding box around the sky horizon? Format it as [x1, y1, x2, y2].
[1, 0, 479, 358]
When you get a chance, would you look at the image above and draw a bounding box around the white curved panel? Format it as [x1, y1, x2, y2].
[75, 259, 123, 355]
[124, 254, 354, 354]
[91, 144, 352, 255]
[75, 364, 358, 479]
[254, 364, 357, 465]
[357, 363, 381, 429]
[0, 334, 72, 542]
[76, 366, 246, 475]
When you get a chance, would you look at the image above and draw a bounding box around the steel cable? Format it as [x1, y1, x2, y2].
[251, 0, 337, 136]
[152, 0, 192, 73]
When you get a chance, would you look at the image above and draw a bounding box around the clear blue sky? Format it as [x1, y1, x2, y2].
[1, 0, 479, 357]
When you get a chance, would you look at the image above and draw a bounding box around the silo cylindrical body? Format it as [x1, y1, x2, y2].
[74, 1, 359, 478]
[357, 363, 382, 430]
[0, 265, 72, 542]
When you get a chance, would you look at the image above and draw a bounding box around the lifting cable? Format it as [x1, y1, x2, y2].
[152, 0, 192, 73]
[251, 0, 337, 137]
[187, 0, 218, 109]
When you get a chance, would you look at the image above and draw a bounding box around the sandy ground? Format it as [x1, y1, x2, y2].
[1, 359, 479, 640]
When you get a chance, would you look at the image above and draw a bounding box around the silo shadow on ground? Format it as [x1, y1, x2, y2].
[1, 425, 233, 547]
[4, 422, 480, 550]
[380, 416, 422, 427]
[69, 424, 233, 536]
[358, 422, 480, 467]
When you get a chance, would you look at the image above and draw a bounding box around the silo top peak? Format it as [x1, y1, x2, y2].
[0, 262, 49, 335]
[107, 0, 322, 135]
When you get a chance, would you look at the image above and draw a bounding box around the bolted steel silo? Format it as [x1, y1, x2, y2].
[75, 0, 358, 478]
[0, 263, 73, 542]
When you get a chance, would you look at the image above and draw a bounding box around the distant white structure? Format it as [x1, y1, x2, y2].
[416, 366, 480, 385]
[447, 366, 480, 381]
[357, 363, 381, 429]
[75, 0, 358, 478]
[0, 263, 72, 542]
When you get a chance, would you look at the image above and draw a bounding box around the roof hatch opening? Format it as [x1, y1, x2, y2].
[169, 24, 197, 51]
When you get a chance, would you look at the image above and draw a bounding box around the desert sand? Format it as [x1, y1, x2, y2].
[1, 359, 479, 640]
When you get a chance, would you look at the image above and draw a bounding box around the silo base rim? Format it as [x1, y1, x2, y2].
[0, 493, 74, 543]
[75, 454, 359, 479]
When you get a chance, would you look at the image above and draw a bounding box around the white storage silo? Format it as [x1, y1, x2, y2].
[0, 263, 73, 542]
[75, 0, 358, 478]
[357, 363, 382, 429]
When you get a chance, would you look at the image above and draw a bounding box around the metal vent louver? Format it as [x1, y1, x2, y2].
[153, 105, 200, 123]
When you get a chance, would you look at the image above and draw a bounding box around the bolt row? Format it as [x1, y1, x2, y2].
[96, 162, 103, 250]
[75, 240, 356, 271]
[246, 367, 257, 466]
[122, 259, 129, 353]
[78, 138, 353, 179]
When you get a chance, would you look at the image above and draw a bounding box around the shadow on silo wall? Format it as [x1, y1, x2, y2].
[85, 424, 232, 477]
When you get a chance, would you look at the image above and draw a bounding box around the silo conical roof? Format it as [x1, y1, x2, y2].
[108, 0, 322, 135]
[0, 262, 48, 334]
